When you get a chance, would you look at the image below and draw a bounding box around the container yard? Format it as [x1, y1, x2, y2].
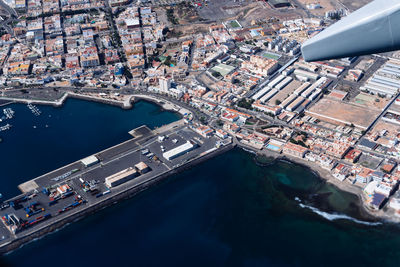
[0, 122, 234, 254]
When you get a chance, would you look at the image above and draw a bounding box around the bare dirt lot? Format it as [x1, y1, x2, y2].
[339, 0, 372, 11]
[267, 80, 302, 106]
[296, 0, 337, 16]
[306, 98, 381, 129]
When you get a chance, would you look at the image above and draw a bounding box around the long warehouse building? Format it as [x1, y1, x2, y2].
[163, 141, 196, 161]
[275, 77, 293, 90]
[268, 74, 285, 88]
[279, 93, 298, 109]
[260, 89, 278, 103]
[252, 86, 272, 100]
[105, 167, 139, 188]
[294, 82, 310, 96]
[286, 96, 305, 112]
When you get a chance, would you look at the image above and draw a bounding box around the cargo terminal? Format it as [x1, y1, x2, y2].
[0, 121, 233, 253]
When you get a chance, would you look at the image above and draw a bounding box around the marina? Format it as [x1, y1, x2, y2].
[27, 104, 41, 116]
[0, 124, 11, 132]
[2, 108, 14, 120]
[0, 108, 15, 133]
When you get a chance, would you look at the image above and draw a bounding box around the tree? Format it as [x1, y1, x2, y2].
[232, 78, 240, 84]
[237, 98, 254, 110]
[275, 99, 281, 105]
[212, 71, 221, 78]
[200, 116, 207, 124]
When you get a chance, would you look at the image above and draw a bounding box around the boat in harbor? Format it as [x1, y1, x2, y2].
[27, 103, 41, 116]
[0, 124, 12, 131]
[3, 108, 15, 119]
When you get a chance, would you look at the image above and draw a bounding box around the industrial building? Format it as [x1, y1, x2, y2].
[81, 155, 99, 167]
[286, 96, 305, 112]
[361, 61, 400, 97]
[260, 89, 278, 103]
[293, 82, 310, 96]
[279, 94, 297, 109]
[163, 141, 196, 161]
[105, 167, 139, 188]
[301, 77, 326, 98]
[269, 74, 285, 88]
[252, 85, 272, 100]
[275, 76, 293, 90]
[294, 69, 319, 80]
[135, 162, 150, 174]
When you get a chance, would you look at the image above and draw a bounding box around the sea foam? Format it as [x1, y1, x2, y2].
[297, 200, 381, 226]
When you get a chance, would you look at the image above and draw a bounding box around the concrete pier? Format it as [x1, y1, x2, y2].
[0, 122, 234, 254]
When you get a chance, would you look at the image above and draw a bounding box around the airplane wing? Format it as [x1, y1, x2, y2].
[301, 0, 400, 62]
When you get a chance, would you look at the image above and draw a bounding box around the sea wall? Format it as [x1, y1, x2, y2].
[0, 143, 235, 254]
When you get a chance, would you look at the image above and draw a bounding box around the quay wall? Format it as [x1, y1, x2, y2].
[0, 143, 235, 254]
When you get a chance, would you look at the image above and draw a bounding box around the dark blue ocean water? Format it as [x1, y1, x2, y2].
[0, 99, 180, 198]
[2, 99, 400, 267]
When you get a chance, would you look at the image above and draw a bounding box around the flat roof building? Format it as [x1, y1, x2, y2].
[163, 141, 196, 161]
[81, 155, 99, 167]
[135, 162, 150, 174]
[105, 167, 138, 188]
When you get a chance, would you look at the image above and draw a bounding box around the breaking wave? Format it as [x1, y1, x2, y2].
[241, 147, 257, 155]
[298, 201, 382, 226]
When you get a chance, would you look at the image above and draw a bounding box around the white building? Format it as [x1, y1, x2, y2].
[159, 77, 171, 92]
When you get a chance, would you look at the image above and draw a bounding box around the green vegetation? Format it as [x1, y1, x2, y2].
[232, 78, 240, 84]
[163, 56, 173, 66]
[200, 116, 207, 124]
[289, 138, 308, 148]
[264, 112, 274, 117]
[262, 52, 281, 60]
[275, 99, 281, 105]
[237, 98, 254, 110]
[212, 71, 221, 78]
[230, 20, 240, 28]
[166, 9, 179, 25]
[261, 124, 279, 129]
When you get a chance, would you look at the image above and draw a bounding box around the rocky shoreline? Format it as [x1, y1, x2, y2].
[238, 142, 399, 224]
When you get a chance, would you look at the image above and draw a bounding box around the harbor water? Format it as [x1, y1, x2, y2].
[1, 99, 400, 266]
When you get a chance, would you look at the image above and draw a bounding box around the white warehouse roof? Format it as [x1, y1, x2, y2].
[163, 141, 195, 161]
[81, 155, 99, 167]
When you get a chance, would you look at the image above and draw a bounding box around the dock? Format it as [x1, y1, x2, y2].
[0, 121, 234, 254]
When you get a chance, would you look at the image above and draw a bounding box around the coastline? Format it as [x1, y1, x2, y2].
[1, 92, 395, 223]
[236, 142, 393, 223]
[0, 92, 190, 116]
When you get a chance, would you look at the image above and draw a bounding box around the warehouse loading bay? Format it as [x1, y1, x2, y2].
[0, 123, 227, 245]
